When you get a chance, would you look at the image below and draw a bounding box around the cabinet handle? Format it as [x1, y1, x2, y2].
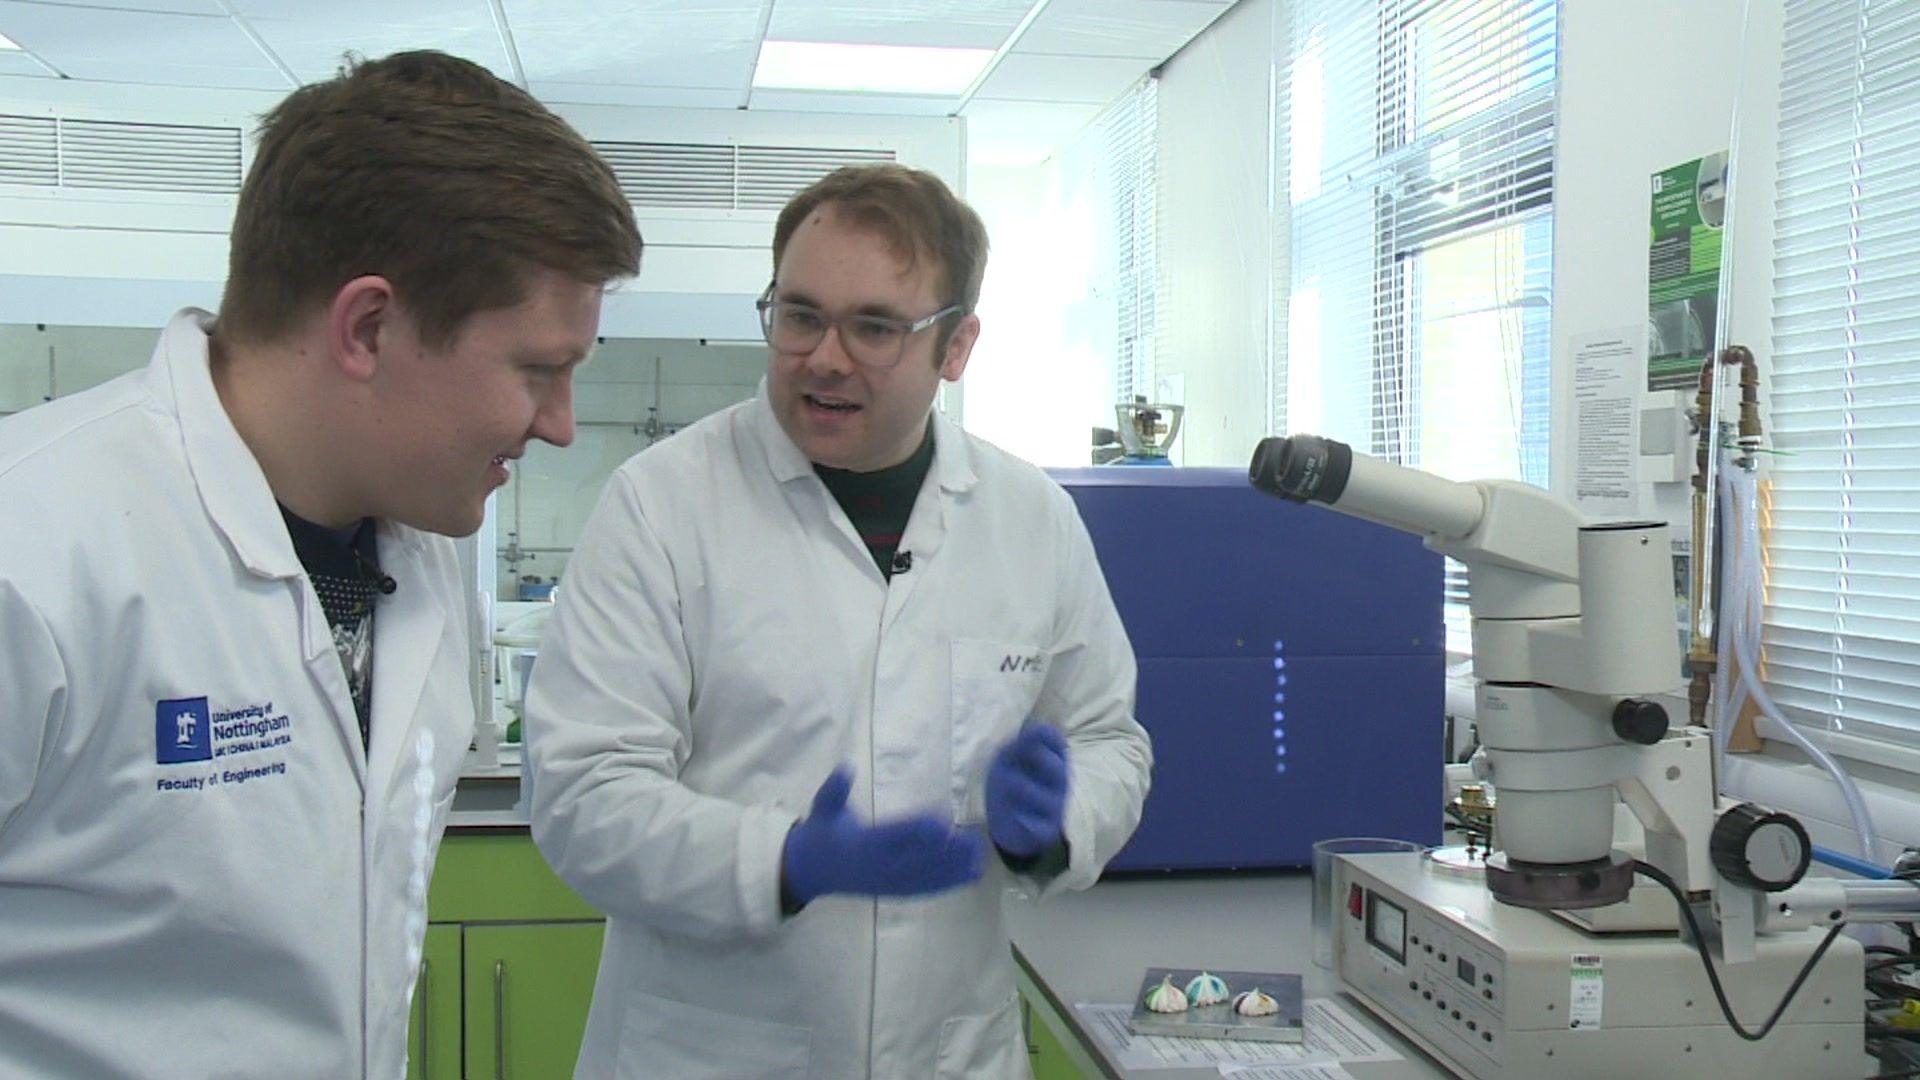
[493, 959, 507, 1079]
[417, 958, 432, 1078]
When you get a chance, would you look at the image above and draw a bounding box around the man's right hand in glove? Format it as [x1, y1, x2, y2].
[780, 767, 985, 910]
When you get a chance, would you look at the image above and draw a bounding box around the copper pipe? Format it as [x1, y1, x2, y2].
[1689, 345, 1764, 731]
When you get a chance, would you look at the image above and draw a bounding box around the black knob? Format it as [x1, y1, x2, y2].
[1711, 803, 1811, 892]
[1611, 699, 1669, 745]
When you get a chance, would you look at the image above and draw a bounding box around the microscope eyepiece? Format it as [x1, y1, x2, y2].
[1249, 434, 1353, 504]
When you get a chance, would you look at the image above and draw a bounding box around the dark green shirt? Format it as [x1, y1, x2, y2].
[814, 421, 935, 579]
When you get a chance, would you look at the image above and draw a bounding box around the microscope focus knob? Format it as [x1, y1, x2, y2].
[1611, 699, 1669, 745]
[1711, 803, 1812, 892]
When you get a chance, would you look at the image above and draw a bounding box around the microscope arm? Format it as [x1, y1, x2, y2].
[1760, 877, 1920, 932]
[1251, 434, 1691, 908]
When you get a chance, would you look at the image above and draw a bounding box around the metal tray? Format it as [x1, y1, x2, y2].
[1126, 966, 1305, 1042]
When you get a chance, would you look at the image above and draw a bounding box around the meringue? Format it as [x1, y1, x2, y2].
[1232, 988, 1280, 1017]
[1185, 972, 1230, 1007]
[1144, 974, 1189, 1013]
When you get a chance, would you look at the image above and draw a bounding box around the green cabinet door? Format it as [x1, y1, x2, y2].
[431, 832, 601, 922]
[1021, 992, 1090, 1080]
[464, 921, 606, 1079]
[407, 924, 462, 1080]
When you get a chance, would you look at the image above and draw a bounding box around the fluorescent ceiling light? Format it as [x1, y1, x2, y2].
[0, 31, 20, 51]
[753, 40, 993, 95]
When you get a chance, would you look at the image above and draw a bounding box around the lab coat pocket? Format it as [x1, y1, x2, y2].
[615, 990, 811, 1079]
[935, 992, 1027, 1079]
[949, 638, 1048, 826]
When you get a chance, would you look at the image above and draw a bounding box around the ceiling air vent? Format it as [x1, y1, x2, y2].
[591, 140, 897, 211]
[593, 142, 735, 209]
[57, 119, 242, 194]
[0, 114, 58, 187]
[736, 146, 895, 210]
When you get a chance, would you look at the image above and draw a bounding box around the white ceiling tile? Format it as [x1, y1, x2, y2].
[531, 81, 740, 110]
[244, 16, 513, 84]
[767, 0, 1028, 50]
[523, 44, 755, 91]
[0, 2, 289, 89]
[506, 0, 760, 89]
[962, 99, 1098, 167]
[747, 88, 957, 117]
[0, 53, 54, 79]
[972, 52, 1146, 105]
[226, 0, 480, 16]
[1015, 0, 1224, 60]
[5, 0, 221, 12]
[0, 0, 1222, 121]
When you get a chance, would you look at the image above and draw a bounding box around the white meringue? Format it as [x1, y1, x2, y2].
[1185, 972, 1229, 1007]
[1232, 988, 1280, 1017]
[1144, 974, 1189, 1013]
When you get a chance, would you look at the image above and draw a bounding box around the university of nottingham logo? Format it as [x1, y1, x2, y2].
[156, 696, 212, 764]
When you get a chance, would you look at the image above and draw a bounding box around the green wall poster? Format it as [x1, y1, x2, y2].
[1647, 152, 1729, 391]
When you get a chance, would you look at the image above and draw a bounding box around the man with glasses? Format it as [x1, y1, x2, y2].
[526, 163, 1151, 1077]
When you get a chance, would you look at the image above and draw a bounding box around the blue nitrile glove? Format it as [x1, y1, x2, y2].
[984, 724, 1070, 859]
[781, 767, 985, 908]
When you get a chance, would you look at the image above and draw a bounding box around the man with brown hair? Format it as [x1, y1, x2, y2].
[0, 50, 639, 1077]
[527, 163, 1151, 1077]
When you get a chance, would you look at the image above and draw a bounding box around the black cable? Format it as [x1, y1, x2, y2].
[1870, 1068, 1920, 1080]
[1632, 860, 1846, 1042]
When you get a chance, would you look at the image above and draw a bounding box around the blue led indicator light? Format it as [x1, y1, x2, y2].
[1270, 639, 1290, 776]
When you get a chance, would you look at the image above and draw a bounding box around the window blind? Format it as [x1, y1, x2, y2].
[1277, 0, 1558, 650]
[1766, 0, 1920, 744]
[1102, 77, 1160, 404]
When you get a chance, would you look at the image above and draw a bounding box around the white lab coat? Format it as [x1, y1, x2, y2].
[0, 311, 476, 1079]
[528, 389, 1153, 1079]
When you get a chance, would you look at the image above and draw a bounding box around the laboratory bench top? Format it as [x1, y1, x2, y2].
[450, 750, 530, 827]
[1007, 871, 1450, 1079]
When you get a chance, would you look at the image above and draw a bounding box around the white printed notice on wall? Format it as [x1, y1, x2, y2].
[1571, 328, 1643, 517]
